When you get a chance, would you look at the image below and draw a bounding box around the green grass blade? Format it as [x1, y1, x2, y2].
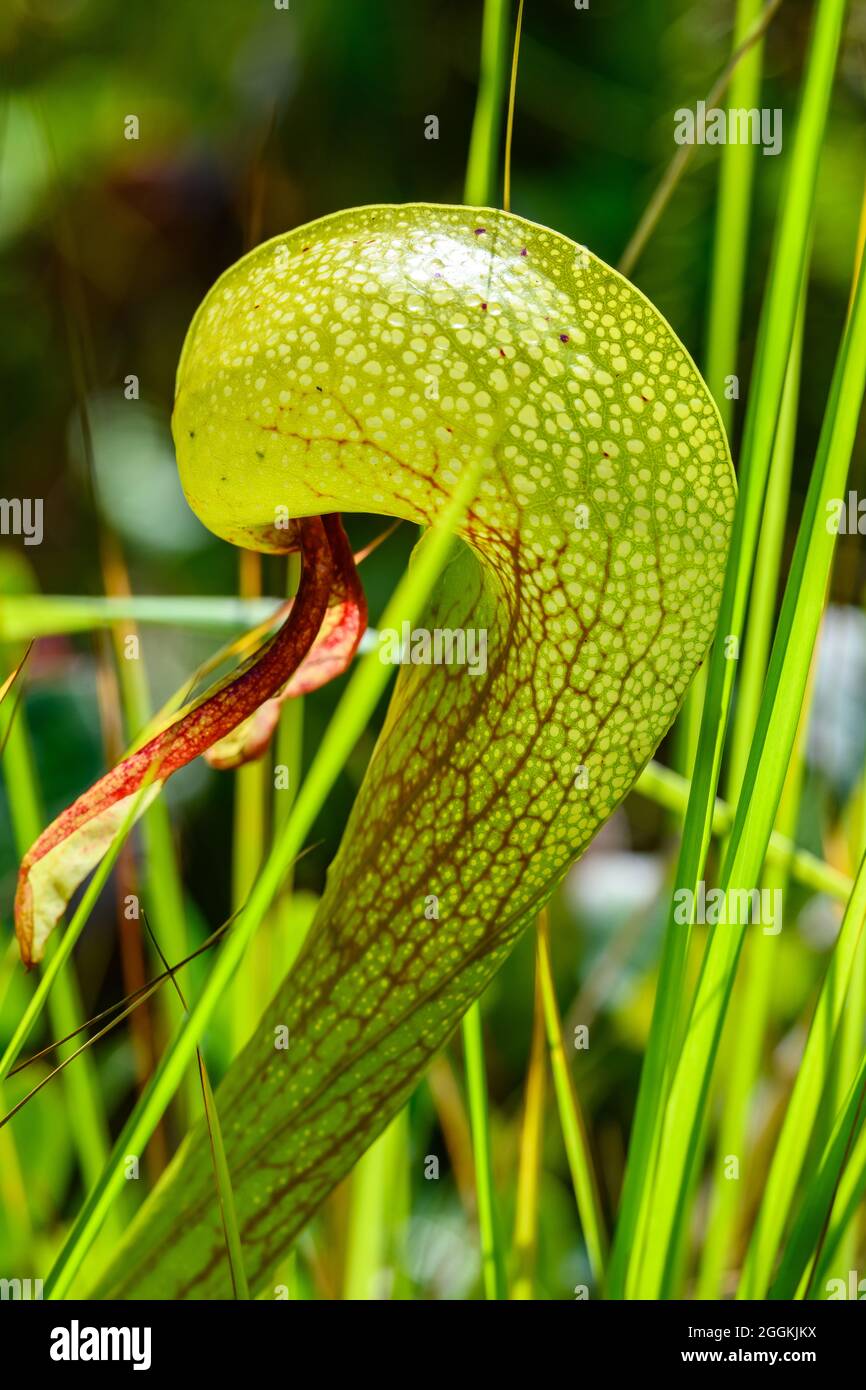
[0, 594, 290, 640]
[697, 689, 810, 1297]
[272, 552, 304, 937]
[343, 1124, 395, 1300]
[0, 750, 164, 1090]
[343, 1107, 409, 1300]
[738, 848, 866, 1296]
[463, 999, 507, 1299]
[793, 1112, 866, 1297]
[109, 612, 196, 1124]
[704, 0, 766, 432]
[724, 288, 807, 813]
[196, 1060, 250, 1299]
[463, 0, 511, 207]
[609, 0, 848, 1299]
[458, 0, 514, 1302]
[635, 760, 851, 902]
[229, 554, 270, 1054]
[644, 198, 866, 1301]
[146, 917, 249, 1300]
[537, 907, 607, 1285]
[696, 292, 807, 1297]
[510, 966, 546, 1300]
[768, 1052, 866, 1299]
[1, 706, 112, 1191]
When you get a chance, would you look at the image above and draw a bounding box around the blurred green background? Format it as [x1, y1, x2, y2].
[2, 0, 866, 1298]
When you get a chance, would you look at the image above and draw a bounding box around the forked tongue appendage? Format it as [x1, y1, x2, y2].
[14, 516, 364, 967]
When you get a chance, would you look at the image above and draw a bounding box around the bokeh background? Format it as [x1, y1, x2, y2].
[2, 0, 866, 1299]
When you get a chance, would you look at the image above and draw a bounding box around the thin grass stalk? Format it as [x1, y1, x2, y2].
[1, 707, 112, 1193]
[147, 917, 249, 1299]
[0, 1100, 31, 1254]
[386, 1106, 411, 1300]
[0, 696, 34, 1255]
[95, 636, 170, 1178]
[196, 1060, 251, 1299]
[822, 913, 866, 1286]
[274, 1250, 300, 1301]
[618, 0, 783, 280]
[820, 183, 866, 1286]
[343, 1129, 393, 1300]
[103, 556, 197, 1125]
[536, 907, 607, 1284]
[0, 934, 32, 1256]
[825, 937, 866, 1281]
[810, 705, 866, 1290]
[795, 1112, 866, 1296]
[769, 1049, 866, 1298]
[0, 742, 165, 1088]
[502, 0, 523, 214]
[697, 678, 811, 1296]
[230, 550, 270, 1053]
[737, 844, 866, 1296]
[673, 0, 768, 778]
[463, 1000, 507, 1299]
[673, 666, 707, 780]
[510, 967, 547, 1299]
[273, 552, 304, 938]
[463, 0, 511, 208]
[343, 1110, 408, 1300]
[704, 0, 766, 432]
[0, 594, 293, 640]
[724, 290, 807, 813]
[456, 0, 515, 1302]
[636, 760, 851, 901]
[426, 1053, 477, 1214]
[0, 921, 233, 1098]
[695, 291, 807, 1296]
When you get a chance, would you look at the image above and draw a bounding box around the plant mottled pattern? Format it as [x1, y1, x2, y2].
[102, 204, 735, 1297]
